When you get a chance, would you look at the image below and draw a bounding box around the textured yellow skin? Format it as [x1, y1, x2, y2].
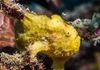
[16, 12, 80, 58]
[15, 12, 80, 69]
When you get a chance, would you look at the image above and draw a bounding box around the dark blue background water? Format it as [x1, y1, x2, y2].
[16, 0, 95, 13]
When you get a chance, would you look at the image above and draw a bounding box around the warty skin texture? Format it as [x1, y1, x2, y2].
[15, 12, 80, 70]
